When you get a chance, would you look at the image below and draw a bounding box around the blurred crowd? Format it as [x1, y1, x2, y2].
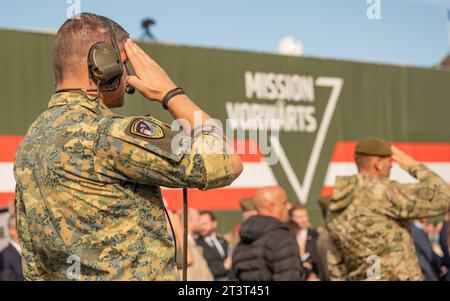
[165, 186, 450, 281]
[1, 187, 449, 281]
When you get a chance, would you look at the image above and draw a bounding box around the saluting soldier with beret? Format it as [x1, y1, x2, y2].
[13, 13, 242, 280]
[326, 137, 450, 280]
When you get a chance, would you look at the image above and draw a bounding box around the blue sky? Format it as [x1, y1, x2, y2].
[1, 0, 450, 67]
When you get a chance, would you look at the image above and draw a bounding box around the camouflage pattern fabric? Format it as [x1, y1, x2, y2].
[326, 164, 450, 281]
[13, 92, 237, 280]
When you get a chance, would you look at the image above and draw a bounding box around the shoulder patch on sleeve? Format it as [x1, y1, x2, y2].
[100, 116, 184, 162]
[128, 118, 165, 139]
[417, 188, 435, 201]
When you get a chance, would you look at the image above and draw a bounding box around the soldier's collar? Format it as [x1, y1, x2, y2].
[48, 92, 114, 116]
[357, 173, 390, 184]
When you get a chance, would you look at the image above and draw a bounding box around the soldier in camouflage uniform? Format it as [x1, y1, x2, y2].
[13, 13, 243, 280]
[326, 137, 450, 281]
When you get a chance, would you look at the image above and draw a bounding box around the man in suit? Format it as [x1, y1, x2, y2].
[412, 219, 442, 281]
[196, 211, 230, 280]
[175, 208, 214, 281]
[289, 203, 320, 280]
[0, 206, 23, 281]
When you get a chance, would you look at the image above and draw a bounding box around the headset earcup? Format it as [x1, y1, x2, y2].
[88, 42, 123, 85]
[88, 42, 104, 83]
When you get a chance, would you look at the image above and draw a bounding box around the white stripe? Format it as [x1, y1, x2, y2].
[0, 161, 278, 192]
[3, 160, 448, 193]
[0, 163, 15, 192]
[324, 163, 357, 186]
[229, 162, 278, 188]
[324, 162, 450, 186]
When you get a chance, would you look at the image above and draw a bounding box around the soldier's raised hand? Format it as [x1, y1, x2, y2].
[124, 39, 177, 102]
[392, 145, 418, 171]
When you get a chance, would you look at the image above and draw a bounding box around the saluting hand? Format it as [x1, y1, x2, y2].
[124, 39, 177, 102]
[391, 145, 418, 171]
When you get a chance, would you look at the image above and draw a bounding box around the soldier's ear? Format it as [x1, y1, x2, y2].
[373, 157, 382, 173]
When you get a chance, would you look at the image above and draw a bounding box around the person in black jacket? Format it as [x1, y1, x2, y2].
[231, 186, 305, 281]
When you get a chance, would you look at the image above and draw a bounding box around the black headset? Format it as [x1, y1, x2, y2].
[56, 19, 135, 97]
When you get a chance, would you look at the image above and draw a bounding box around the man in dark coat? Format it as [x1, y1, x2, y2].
[231, 186, 305, 281]
[411, 219, 442, 281]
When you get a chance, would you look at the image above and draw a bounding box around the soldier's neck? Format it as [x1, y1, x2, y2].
[358, 170, 382, 178]
[56, 78, 96, 91]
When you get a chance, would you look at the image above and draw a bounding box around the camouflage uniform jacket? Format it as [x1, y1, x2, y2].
[13, 92, 237, 280]
[326, 164, 450, 281]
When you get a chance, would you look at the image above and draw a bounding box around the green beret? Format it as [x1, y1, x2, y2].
[355, 137, 392, 157]
[239, 198, 256, 211]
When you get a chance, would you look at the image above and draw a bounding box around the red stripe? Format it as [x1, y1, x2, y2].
[0, 136, 264, 164]
[0, 136, 23, 162]
[321, 186, 334, 197]
[394, 143, 450, 162]
[3, 138, 449, 163]
[0, 189, 253, 211]
[330, 142, 357, 162]
[0, 193, 14, 208]
[161, 188, 258, 211]
[232, 139, 262, 163]
[331, 142, 450, 162]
